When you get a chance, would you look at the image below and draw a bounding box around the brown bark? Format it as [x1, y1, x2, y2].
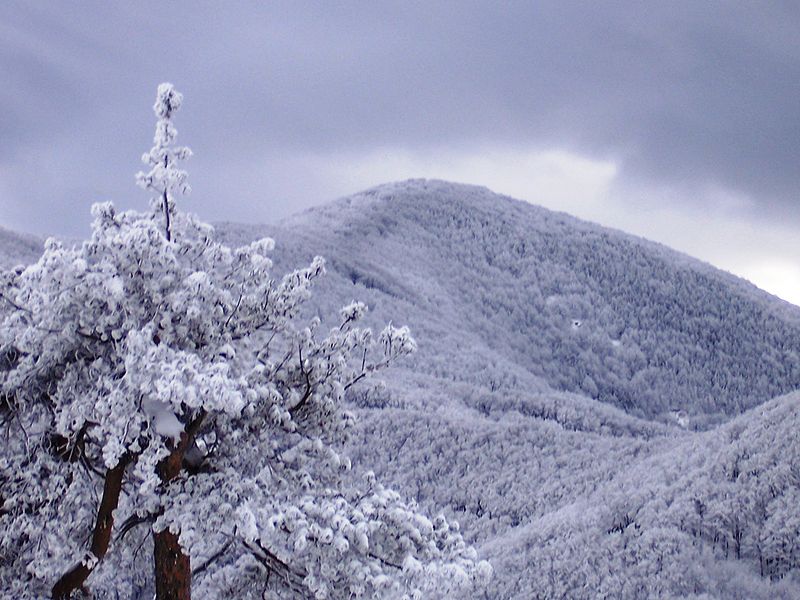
[52, 453, 133, 600]
[153, 410, 206, 600]
[154, 528, 191, 600]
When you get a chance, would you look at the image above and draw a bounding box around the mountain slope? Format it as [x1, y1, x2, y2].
[482, 390, 800, 599]
[0, 225, 42, 270]
[211, 180, 800, 598]
[218, 179, 800, 424]
[2, 180, 798, 598]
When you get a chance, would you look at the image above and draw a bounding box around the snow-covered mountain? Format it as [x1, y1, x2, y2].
[219, 180, 800, 424]
[3, 180, 799, 598]
[0, 224, 44, 270]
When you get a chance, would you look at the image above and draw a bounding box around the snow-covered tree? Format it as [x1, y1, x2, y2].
[135, 82, 192, 243]
[0, 84, 490, 599]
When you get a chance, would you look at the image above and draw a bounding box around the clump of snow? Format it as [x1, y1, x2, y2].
[142, 397, 184, 442]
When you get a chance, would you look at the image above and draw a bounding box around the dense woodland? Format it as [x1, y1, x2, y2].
[218, 179, 800, 598]
[1, 99, 799, 598]
[0, 88, 488, 599]
[240, 179, 800, 424]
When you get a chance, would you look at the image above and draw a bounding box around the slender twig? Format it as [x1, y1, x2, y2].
[244, 539, 308, 597]
[118, 513, 154, 542]
[192, 539, 233, 577]
[224, 291, 244, 328]
[0, 291, 29, 313]
[368, 552, 403, 571]
[162, 154, 172, 242]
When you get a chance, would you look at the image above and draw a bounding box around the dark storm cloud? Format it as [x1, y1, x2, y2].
[1, 0, 799, 235]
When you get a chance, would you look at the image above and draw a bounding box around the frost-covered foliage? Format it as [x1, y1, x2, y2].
[211, 179, 800, 599]
[0, 87, 489, 599]
[3, 156, 799, 596]
[482, 391, 800, 599]
[250, 179, 800, 423]
[135, 83, 192, 242]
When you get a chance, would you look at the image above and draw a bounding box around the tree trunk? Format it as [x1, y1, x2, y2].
[52, 453, 133, 599]
[153, 410, 205, 600]
[154, 528, 191, 600]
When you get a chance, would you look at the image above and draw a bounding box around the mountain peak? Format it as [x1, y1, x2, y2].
[261, 182, 800, 423]
[3, 182, 800, 598]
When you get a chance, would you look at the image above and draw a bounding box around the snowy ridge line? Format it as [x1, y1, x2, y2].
[215, 179, 800, 424]
[3, 178, 799, 598]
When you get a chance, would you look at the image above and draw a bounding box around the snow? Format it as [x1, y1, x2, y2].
[142, 396, 184, 441]
[213, 179, 800, 598]
[0, 225, 42, 270]
[3, 172, 800, 598]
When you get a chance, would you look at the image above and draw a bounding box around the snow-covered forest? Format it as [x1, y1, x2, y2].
[1, 86, 799, 598]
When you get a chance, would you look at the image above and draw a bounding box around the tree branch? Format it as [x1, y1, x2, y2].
[244, 539, 309, 597]
[0, 291, 30, 313]
[368, 551, 403, 571]
[118, 513, 154, 542]
[52, 452, 136, 599]
[192, 539, 233, 578]
[152, 408, 207, 600]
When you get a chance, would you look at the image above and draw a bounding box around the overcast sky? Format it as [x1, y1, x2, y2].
[1, 1, 798, 305]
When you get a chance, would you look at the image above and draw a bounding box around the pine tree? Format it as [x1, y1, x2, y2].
[0, 84, 490, 599]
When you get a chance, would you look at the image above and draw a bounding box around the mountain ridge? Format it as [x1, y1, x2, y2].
[2, 180, 799, 598]
[214, 179, 800, 424]
[0, 224, 45, 270]
[281, 178, 800, 319]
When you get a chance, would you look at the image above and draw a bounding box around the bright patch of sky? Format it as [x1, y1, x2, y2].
[322, 147, 618, 216]
[313, 147, 800, 307]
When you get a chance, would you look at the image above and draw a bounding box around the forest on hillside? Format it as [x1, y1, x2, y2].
[2, 87, 799, 600]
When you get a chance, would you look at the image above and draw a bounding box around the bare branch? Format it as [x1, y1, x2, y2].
[192, 539, 233, 578]
[244, 539, 309, 597]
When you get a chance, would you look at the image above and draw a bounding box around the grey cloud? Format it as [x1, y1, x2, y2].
[1, 1, 799, 235]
